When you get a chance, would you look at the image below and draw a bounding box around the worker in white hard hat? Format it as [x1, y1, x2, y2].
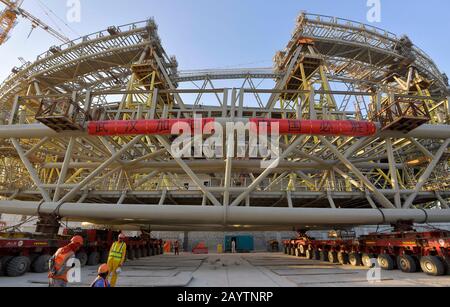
[107, 233, 127, 287]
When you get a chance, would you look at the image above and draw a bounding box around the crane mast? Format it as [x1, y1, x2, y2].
[0, 0, 70, 46]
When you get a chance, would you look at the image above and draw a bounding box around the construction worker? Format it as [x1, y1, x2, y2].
[174, 240, 180, 255]
[107, 233, 127, 287]
[48, 235, 84, 287]
[91, 264, 111, 288]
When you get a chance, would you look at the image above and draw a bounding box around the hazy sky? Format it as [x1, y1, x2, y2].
[1, 0, 449, 83]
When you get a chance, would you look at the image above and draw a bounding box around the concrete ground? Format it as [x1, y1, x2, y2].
[0, 253, 449, 287]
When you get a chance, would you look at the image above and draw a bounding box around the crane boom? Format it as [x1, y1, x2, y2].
[0, 0, 70, 46]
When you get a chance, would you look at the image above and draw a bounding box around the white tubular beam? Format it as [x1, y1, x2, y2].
[156, 136, 222, 207]
[403, 139, 450, 208]
[11, 139, 51, 202]
[319, 136, 395, 209]
[230, 136, 306, 207]
[58, 136, 142, 204]
[436, 192, 449, 209]
[223, 129, 234, 207]
[386, 138, 402, 208]
[1, 201, 450, 226]
[53, 137, 75, 202]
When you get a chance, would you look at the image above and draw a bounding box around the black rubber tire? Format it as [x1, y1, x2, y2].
[328, 251, 338, 264]
[378, 254, 395, 271]
[100, 251, 109, 263]
[76, 252, 88, 267]
[349, 253, 362, 267]
[311, 249, 320, 261]
[128, 249, 135, 260]
[0, 256, 14, 276]
[6, 256, 31, 277]
[299, 245, 306, 255]
[305, 249, 313, 260]
[397, 255, 418, 273]
[362, 254, 376, 268]
[338, 252, 349, 265]
[28, 254, 40, 271]
[87, 252, 100, 266]
[420, 256, 445, 276]
[283, 246, 288, 254]
[443, 258, 450, 275]
[141, 247, 148, 258]
[31, 254, 51, 273]
[135, 248, 141, 259]
[320, 250, 329, 262]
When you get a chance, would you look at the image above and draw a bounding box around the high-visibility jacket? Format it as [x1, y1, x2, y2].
[48, 246, 75, 282]
[108, 241, 127, 264]
[91, 277, 110, 288]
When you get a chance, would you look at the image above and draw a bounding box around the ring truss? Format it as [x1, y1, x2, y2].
[0, 13, 449, 231]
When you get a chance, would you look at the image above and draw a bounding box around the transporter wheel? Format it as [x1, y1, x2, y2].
[378, 254, 395, 271]
[141, 247, 148, 258]
[0, 256, 14, 276]
[328, 251, 338, 264]
[320, 250, 329, 262]
[338, 252, 349, 265]
[362, 254, 376, 268]
[87, 252, 100, 266]
[349, 253, 362, 267]
[128, 249, 135, 260]
[135, 248, 142, 259]
[283, 246, 288, 254]
[420, 256, 445, 276]
[294, 248, 300, 257]
[100, 251, 109, 263]
[311, 249, 320, 261]
[6, 256, 31, 277]
[299, 245, 306, 255]
[397, 255, 418, 273]
[31, 254, 51, 273]
[76, 252, 88, 267]
[305, 249, 313, 260]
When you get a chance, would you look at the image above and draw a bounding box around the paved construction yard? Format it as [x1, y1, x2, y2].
[0, 253, 449, 287]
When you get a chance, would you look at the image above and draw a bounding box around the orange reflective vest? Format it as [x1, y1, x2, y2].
[48, 247, 75, 282]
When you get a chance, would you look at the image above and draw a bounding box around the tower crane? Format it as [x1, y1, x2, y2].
[0, 0, 70, 46]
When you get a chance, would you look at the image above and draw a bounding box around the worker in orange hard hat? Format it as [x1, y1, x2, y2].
[48, 235, 84, 287]
[91, 264, 111, 288]
[107, 232, 127, 287]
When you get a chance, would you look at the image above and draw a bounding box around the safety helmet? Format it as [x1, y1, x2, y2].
[98, 264, 109, 274]
[118, 233, 126, 240]
[71, 235, 84, 245]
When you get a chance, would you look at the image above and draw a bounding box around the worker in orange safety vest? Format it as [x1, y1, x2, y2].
[107, 233, 127, 287]
[48, 235, 84, 287]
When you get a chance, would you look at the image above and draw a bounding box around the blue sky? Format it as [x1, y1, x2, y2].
[1, 0, 449, 83]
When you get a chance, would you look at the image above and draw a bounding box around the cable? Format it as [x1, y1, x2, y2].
[0, 216, 38, 233]
[36, 0, 79, 37]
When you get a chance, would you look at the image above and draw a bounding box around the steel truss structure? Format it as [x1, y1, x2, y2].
[0, 13, 449, 231]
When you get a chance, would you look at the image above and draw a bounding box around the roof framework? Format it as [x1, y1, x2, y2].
[0, 13, 449, 231]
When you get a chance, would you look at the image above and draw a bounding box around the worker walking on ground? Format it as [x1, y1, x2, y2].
[91, 264, 111, 288]
[231, 238, 237, 254]
[107, 233, 127, 287]
[48, 235, 84, 287]
[174, 240, 180, 255]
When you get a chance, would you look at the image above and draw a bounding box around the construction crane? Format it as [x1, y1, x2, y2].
[0, 0, 70, 46]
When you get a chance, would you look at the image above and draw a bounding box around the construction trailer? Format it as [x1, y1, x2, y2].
[0, 12, 448, 270]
